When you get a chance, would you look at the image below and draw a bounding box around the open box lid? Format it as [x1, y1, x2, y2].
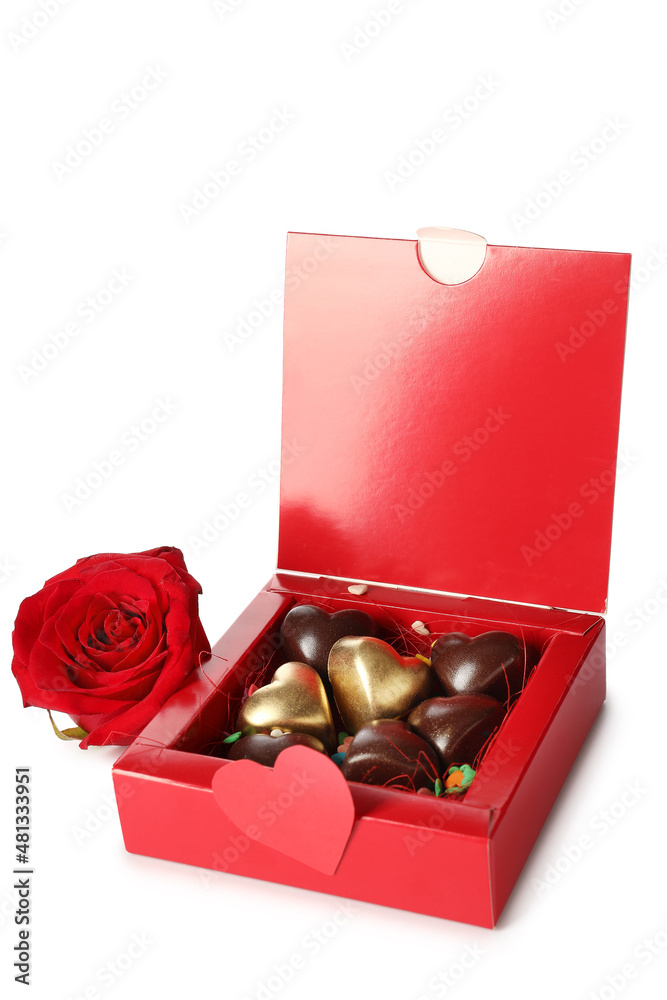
[278, 230, 630, 615]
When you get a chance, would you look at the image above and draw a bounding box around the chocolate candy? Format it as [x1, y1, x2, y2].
[227, 732, 326, 766]
[280, 604, 378, 682]
[328, 636, 432, 734]
[430, 631, 526, 703]
[236, 662, 336, 752]
[341, 720, 440, 791]
[408, 695, 505, 769]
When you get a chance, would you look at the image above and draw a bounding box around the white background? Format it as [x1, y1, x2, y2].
[2, 2, 666, 998]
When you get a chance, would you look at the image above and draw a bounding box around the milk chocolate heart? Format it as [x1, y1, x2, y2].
[431, 631, 526, 703]
[341, 720, 440, 791]
[227, 732, 326, 765]
[408, 695, 506, 769]
[280, 604, 378, 682]
[328, 636, 432, 734]
[236, 662, 335, 752]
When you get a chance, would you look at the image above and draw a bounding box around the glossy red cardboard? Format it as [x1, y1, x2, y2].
[113, 231, 630, 927]
[279, 233, 630, 614]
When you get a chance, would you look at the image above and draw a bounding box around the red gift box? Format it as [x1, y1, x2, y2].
[113, 228, 630, 927]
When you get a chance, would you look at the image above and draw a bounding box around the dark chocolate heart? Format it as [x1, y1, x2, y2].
[227, 732, 326, 766]
[280, 604, 378, 682]
[431, 631, 527, 703]
[341, 719, 440, 791]
[407, 695, 506, 769]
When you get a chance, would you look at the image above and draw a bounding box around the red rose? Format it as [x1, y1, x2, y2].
[11, 546, 210, 749]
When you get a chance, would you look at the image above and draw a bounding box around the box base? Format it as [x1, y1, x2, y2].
[113, 573, 605, 927]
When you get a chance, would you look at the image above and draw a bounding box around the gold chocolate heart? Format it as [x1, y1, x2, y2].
[236, 662, 335, 752]
[328, 636, 432, 734]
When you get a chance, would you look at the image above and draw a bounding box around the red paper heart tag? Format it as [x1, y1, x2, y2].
[212, 746, 355, 875]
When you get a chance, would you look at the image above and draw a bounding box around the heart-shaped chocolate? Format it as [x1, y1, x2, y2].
[341, 720, 440, 791]
[408, 695, 506, 769]
[430, 631, 526, 703]
[236, 662, 335, 752]
[328, 636, 432, 734]
[280, 604, 378, 682]
[227, 732, 326, 766]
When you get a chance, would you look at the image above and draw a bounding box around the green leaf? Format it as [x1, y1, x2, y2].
[48, 711, 88, 743]
[223, 731, 242, 744]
